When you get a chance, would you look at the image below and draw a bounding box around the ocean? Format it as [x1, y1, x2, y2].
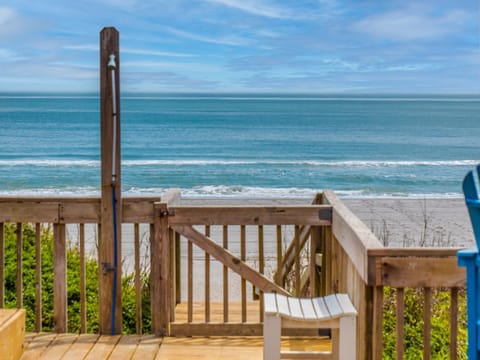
[0, 93, 479, 198]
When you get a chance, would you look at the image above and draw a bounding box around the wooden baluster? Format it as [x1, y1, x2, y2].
[258, 225, 264, 322]
[175, 232, 181, 305]
[373, 285, 384, 359]
[294, 225, 301, 296]
[79, 224, 86, 334]
[54, 223, 67, 333]
[396, 288, 404, 360]
[450, 287, 458, 359]
[35, 223, 42, 332]
[423, 287, 431, 360]
[223, 225, 229, 323]
[188, 236, 193, 323]
[241, 225, 246, 323]
[169, 228, 176, 323]
[275, 225, 282, 286]
[309, 226, 321, 296]
[205, 225, 210, 323]
[134, 223, 142, 334]
[16, 223, 22, 309]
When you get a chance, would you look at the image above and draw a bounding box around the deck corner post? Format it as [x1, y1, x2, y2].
[99, 26, 122, 335]
[151, 202, 171, 336]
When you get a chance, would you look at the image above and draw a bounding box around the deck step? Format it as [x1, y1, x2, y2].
[0, 309, 26, 360]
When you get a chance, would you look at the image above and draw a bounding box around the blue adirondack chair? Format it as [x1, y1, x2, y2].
[458, 165, 480, 359]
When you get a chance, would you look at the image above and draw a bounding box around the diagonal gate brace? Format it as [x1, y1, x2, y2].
[172, 225, 290, 296]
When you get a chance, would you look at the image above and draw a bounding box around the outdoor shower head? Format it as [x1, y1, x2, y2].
[108, 54, 116, 69]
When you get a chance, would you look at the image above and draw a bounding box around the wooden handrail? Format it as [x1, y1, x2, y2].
[321, 190, 382, 283]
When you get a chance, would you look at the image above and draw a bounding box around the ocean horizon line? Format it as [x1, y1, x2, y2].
[0, 159, 478, 167]
[0, 92, 479, 102]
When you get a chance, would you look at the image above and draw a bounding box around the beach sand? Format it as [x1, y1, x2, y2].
[343, 198, 474, 248]
[179, 197, 475, 248]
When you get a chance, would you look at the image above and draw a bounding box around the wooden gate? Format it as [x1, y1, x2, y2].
[149, 190, 333, 336]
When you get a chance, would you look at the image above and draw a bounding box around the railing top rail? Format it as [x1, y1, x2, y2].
[0, 196, 160, 202]
[0, 197, 160, 223]
[368, 247, 462, 257]
[167, 205, 332, 226]
[0, 195, 332, 226]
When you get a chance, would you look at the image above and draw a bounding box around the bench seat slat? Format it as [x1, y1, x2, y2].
[324, 294, 343, 318]
[264, 293, 278, 314]
[288, 298, 304, 319]
[336, 294, 358, 316]
[300, 299, 317, 320]
[312, 297, 331, 320]
[276, 294, 290, 317]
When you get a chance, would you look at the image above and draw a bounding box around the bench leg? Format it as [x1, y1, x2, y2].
[339, 316, 356, 360]
[264, 314, 281, 360]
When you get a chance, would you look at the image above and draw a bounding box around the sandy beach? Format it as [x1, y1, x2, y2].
[343, 198, 474, 248]
[180, 196, 475, 248]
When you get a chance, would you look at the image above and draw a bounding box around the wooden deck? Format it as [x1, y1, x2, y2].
[22, 333, 331, 359]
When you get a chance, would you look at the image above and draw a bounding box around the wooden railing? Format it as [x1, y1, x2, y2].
[321, 191, 467, 359]
[368, 248, 465, 359]
[0, 191, 468, 359]
[0, 196, 160, 334]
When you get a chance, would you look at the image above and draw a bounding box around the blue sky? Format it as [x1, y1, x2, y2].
[0, 0, 479, 93]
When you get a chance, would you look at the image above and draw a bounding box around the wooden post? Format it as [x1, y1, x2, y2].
[99, 26, 122, 334]
[151, 190, 180, 335]
[151, 202, 170, 335]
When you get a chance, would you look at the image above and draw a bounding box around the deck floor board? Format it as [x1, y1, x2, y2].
[22, 301, 329, 359]
[22, 334, 330, 359]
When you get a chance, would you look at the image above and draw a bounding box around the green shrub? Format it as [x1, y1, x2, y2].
[382, 286, 467, 359]
[3, 223, 151, 334]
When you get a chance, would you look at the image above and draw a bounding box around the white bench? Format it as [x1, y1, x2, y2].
[263, 293, 357, 360]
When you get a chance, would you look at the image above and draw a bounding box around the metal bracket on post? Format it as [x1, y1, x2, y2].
[458, 165, 480, 359]
[102, 263, 116, 275]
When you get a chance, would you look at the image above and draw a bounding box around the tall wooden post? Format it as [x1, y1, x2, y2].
[99, 27, 122, 334]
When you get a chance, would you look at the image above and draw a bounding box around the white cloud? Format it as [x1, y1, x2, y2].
[122, 48, 194, 58]
[163, 25, 251, 46]
[205, 0, 300, 19]
[0, 7, 15, 25]
[64, 44, 98, 51]
[353, 6, 470, 41]
[0, 48, 18, 60]
[122, 60, 221, 74]
[93, 0, 139, 10]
